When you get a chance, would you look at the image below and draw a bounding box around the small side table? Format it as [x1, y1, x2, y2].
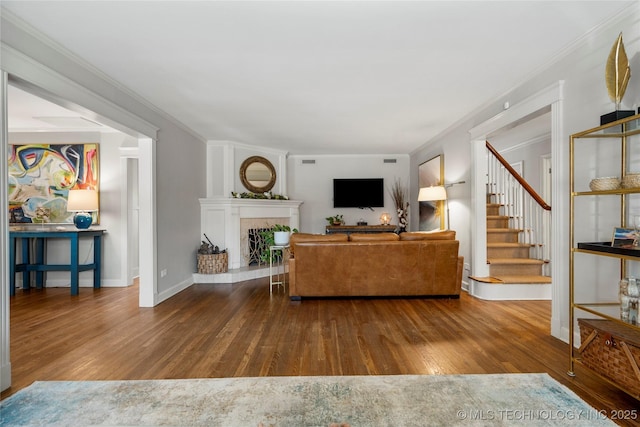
[269, 245, 289, 293]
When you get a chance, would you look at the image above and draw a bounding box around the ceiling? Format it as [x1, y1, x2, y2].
[2, 1, 635, 154]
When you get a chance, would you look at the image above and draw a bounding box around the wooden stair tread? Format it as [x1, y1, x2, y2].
[488, 258, 545, 265]
[492, 275, 552, 284]
[470, 275, 552, 284]
[487, 228, 522, 233]
[487, 215, 509, 219]
[487, 242, 532, 248]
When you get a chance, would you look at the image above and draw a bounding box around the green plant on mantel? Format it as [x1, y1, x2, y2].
[259, 224, 298, 264]
[325, 214, 344, 226]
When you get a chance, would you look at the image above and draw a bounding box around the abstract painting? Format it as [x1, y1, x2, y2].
[8, 143, 99, 224]
[418, 154, 444, 231]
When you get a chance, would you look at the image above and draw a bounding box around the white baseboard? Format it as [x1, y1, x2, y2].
[469, 280, 552, 300]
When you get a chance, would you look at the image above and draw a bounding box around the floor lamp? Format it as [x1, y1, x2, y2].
[418, 186, 448, 230]
[419, 181, 466, 230]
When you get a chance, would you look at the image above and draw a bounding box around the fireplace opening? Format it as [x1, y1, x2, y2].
[247, 228, 269, 265]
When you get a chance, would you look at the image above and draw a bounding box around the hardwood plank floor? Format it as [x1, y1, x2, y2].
[2, 278, 639, 425]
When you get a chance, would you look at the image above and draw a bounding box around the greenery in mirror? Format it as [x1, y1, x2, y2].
[231, 191, 289, 200]
[259, 224, 298, 264]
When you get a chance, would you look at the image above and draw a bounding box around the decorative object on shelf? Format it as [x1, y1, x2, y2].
[66, 189, 99, 229]
[379, 212, 391, 225]
[589, 176, 620, 191]
[611, 227, 637, 248]
[259, 224, 298, 263]
[357, 219, 368, 226]
[390, 178, 409, 233]
[601, 32, 634, 125]
[197, 234, 228, 274]
[231, 191, 289, 200]
[34, 206, 51, 224]
[629, 278, 639, 325]
[325, 214, 344, 226]
[620, 278, 630, 322]
[621, 173, 640, 189]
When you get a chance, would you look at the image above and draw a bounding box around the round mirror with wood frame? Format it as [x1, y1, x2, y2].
[239, 156, 276, 193]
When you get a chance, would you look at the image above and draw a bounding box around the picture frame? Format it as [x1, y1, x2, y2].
[612, 227, 637, 248]
[8, 143, 100, 224]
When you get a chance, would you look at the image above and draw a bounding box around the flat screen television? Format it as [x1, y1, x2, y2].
[333, 178, 384, 208]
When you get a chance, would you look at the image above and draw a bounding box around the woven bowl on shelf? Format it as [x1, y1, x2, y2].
[589, 177, 620, 191]
[622, 173, 640, 189]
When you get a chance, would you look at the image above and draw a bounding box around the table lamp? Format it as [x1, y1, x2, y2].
[67, 189, 99, 229]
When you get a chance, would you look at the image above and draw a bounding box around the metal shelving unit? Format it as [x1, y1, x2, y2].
[569, 113, 640, 399]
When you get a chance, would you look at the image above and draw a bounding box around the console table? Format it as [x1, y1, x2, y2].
[9, 226, 105, 296]
[325, 224, 397, 235]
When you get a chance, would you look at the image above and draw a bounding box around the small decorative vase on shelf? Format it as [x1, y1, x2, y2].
[620, 278, 630, 322]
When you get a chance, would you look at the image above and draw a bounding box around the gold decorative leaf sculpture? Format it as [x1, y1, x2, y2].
[605, 32, 631, 108]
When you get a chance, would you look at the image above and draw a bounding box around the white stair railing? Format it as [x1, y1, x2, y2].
[486, 141, 552, 276]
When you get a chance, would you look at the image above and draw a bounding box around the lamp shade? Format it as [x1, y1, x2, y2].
[67, 189, 99, 212]
[418, 186, 447, 201]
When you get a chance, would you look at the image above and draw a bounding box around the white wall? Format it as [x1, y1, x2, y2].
[410, 3, 640, 341]
[8, 131, 136, 287]
[489, 112, 551, 199]
[288, 154, 410, 234]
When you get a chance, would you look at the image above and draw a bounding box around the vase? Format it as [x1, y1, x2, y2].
[274, 231, 290, 246]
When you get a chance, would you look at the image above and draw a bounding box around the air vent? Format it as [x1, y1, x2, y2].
[383, 158, 397, 163]
[302, 159, 316, 164]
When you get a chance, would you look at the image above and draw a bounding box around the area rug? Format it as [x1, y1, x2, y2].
[0, 373, 614, 426]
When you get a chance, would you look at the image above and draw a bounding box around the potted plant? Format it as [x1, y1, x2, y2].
[325, 214, 344, 226]
[259, 224, 298, 264]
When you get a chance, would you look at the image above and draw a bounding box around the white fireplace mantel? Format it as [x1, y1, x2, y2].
[199, 197, 303, 271]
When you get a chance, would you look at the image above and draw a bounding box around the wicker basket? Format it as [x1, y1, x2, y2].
[589, 177, 620, 191]
[578, 318, 640, 398]
[197, 252, 228, 274]
[622, 173, 640, 189]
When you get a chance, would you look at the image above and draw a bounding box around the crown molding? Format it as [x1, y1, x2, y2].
[1, 8, 206, 143]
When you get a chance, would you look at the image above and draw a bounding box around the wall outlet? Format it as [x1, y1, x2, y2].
[160, 269, 167, 277]
[464, 263, 470, 271]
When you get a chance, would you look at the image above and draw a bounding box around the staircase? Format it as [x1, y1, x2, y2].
[468, 141, 552, 300]
[486, 197, 551, 284]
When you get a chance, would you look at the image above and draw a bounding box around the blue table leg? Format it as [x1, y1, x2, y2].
[70, 233, 79, 296]
[35, 237, 45, 289]
[9, 236, 16, 296]
[93, 234, 101, 289]
[21, 237, 29, 290]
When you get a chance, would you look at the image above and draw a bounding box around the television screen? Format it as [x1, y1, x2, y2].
[333, 178, 384, 208]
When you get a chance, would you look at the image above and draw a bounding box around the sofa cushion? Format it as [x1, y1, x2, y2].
[399, 230, 456, 241]
[289, 233, 349, 257]
[349, 233, 399, 242]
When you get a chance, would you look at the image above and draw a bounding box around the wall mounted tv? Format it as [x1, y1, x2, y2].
[333, 178, 384, 208]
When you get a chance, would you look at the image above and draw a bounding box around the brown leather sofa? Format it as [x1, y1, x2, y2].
[288, 231, 463, 300]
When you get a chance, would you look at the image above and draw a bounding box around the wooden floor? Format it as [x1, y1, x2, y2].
[2, 278, 639, 425]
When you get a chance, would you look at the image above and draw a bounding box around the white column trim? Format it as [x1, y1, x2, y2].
[138, 138, 157, 307]
[1, 71, 12, 392]
[468, 82, 565, 342]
